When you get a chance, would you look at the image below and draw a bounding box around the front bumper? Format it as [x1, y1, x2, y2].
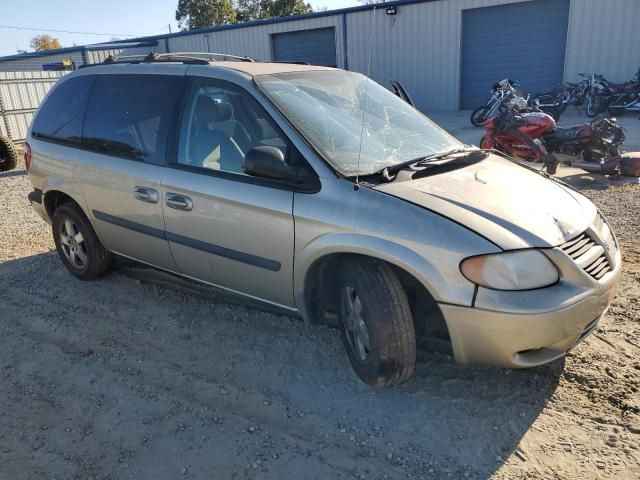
[441, 245, 622, 368]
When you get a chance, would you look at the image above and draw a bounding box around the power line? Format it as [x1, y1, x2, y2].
[0, 24, 138, 37]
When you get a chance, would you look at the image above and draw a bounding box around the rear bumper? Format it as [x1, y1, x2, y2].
[28, 189, 49, 223]
[440, 252, 621, 368]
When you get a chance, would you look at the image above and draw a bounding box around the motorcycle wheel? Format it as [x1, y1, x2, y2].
[544, 154, 559, 175]
[479, 135, 494, 150]
[470, 106, 489, 127]
[586, 95, 606, 117]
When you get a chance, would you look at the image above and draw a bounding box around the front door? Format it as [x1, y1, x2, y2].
[161, 76, 295, 307]
[78, 72, 186, 271]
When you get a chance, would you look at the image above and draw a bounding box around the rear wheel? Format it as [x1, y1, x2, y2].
[0, 136, 18, 172]
[52, 203, 113, 280]
[470, 106, 489, 126]
[337, 259, 416, 387]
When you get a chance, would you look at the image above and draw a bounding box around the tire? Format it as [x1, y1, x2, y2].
[52, 203, 113, 280]
[0, 136, 18, 172]
[470, 106, 489, 127]
[544, 154, 559, 175]
[586, 95, 606, 117]
[479, 134, 494, 150]
[336, 259, 416, 387]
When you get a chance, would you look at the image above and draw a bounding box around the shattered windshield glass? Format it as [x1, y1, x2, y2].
[255, 70, 461, 176]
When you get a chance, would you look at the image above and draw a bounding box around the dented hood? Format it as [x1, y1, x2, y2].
[374, 154, 596, 250]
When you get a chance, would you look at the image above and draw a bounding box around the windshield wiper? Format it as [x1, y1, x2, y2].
[369, 146, 480, 180]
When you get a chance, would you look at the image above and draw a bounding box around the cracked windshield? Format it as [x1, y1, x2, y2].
[256, 70, 460, 176]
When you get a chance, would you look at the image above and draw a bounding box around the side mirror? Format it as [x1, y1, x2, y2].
[243, 146, 304, 181]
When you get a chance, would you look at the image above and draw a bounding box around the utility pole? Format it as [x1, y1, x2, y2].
[168, 24, 172, 34]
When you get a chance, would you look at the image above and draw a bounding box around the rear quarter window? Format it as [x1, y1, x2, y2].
[82, 75, 185, 163]
[31, 75, 94, 144]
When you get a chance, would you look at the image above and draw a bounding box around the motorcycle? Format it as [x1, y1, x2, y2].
[531, 73, 591, 119]
[470, 78, 520, 126]
[584, 73, 612, 117]
[602, 69, 640, 117]
[479, 106, 635, 175]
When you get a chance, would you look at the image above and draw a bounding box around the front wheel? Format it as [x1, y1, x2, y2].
[337, 259, 416, 387]
[586, 95, 606, 117]
[470, 106, 490, 126]
[52, 203, 113, 280]
[479, 134, 494, 150]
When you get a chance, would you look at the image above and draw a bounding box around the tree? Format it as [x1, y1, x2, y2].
[267, 0, 312, 18]
[235, 0, 312, 23]
[176, 0, 237, 30]
[29, 35, 62, 52]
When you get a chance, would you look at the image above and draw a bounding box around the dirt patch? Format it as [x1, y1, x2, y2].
[1, 160, 639, 479]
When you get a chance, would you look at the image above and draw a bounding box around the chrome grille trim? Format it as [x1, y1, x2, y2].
[560, 232, 612, 281]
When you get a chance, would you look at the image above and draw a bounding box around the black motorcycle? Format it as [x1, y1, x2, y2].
[470, 78, 520, 126]
[584, 72, 640, 118]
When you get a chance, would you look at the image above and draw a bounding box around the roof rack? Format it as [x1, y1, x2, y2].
[79, 51, 254, 69]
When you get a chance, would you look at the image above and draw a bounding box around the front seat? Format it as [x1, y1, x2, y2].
[208, 101, 253, 154]
[191, 96, 245, 172]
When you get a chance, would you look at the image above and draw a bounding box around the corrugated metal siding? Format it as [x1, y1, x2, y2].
[564, 0, 640, 83]
[346, 0, 539, 112]
[167, 14, 345, 66]
[0, 70, 67, 141]
[0, 51, 85, 72]
[86, 49, 123, 64]
[1, 0, 637, 112]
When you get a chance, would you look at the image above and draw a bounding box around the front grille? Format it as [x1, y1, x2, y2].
[560, 232, 612, 280]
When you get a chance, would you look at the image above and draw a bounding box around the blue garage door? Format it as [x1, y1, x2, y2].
[272, 28, 337, 67]
[461, 0, 570, 109]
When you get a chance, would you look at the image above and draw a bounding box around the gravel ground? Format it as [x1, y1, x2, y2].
[1, 157, 639, 480]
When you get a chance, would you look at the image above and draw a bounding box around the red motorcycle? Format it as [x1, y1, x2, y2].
[479, 107, 640, 176]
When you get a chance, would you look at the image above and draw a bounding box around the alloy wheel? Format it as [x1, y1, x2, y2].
[341, 286, 370, 363]
[59, 218, 88, 270]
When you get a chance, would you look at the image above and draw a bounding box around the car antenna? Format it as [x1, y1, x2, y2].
[354, 6, 378, 191]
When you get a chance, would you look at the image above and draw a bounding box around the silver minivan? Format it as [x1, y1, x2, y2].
[26, 54, 621, 386]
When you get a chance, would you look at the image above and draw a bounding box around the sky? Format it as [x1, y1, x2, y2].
[0, 0, 362, 56]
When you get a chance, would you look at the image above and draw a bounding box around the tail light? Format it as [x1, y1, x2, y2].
[24, 142, 32, 170]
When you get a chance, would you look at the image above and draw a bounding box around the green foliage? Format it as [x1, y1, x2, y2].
[234, 0, 313, 23]
[176, 0, 237, 30]
[175, 0, 313, 30]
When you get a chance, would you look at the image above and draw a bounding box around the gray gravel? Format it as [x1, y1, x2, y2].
[1, 157, 639, 480]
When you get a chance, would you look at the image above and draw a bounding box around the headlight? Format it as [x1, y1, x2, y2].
[460, 250, 559, 290]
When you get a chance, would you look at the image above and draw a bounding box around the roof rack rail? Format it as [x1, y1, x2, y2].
[272, 61, 310, 65]
[79, 51, 254, 69]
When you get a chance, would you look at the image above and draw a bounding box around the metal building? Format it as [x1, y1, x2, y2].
[0, 0, 638, 113]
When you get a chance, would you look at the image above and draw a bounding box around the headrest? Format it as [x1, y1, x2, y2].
[195, 95, 218, 125]
[213, 102, 233, 122]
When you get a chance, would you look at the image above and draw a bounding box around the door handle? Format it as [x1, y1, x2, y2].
[134, 186, 158, 204]
[166, 193, 193, 211]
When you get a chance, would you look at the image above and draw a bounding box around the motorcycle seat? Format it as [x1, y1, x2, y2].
[546, 127, 582, 141]
[607, 81, 639, 93]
